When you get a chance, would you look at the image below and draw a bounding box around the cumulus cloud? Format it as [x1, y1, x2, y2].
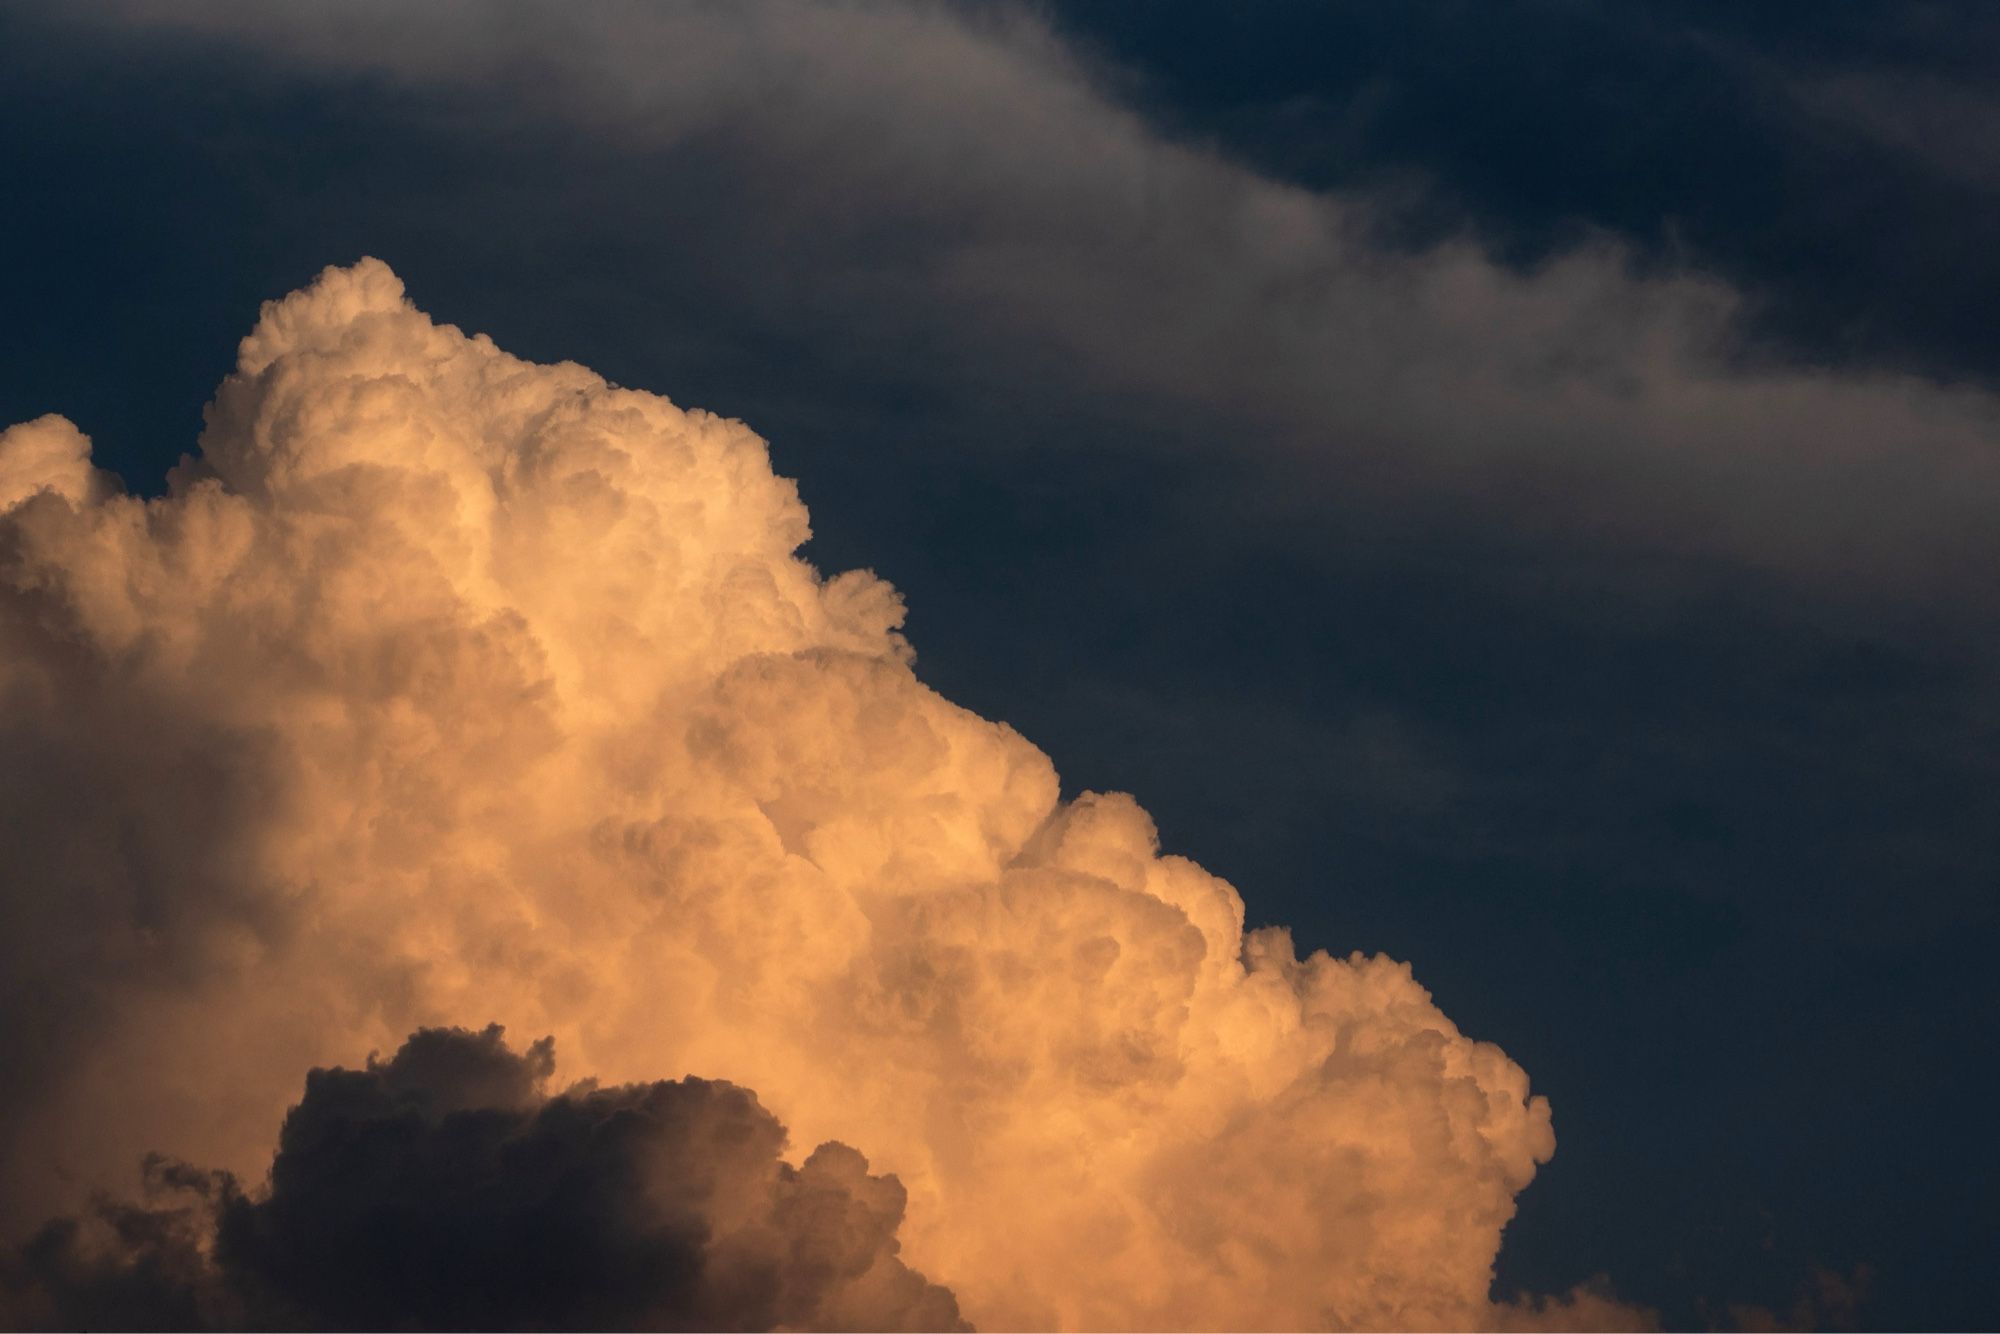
[0, 259, 1641, 1329]
[0, 416, 115, 511]
[1, 1024, 963, 1332]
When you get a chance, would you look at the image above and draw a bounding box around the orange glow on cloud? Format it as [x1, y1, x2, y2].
[0, 261, 1644, 1330]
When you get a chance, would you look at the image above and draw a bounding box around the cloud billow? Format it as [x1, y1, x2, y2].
[0, 260, 1641, 1330]
[2, 1024, 964, 1332]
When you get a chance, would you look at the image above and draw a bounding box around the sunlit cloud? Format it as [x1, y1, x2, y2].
[0, 261, 1645, 1330]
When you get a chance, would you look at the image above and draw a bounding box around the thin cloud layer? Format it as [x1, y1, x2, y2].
[1, 1024, 964, 1332]
[0, 261, 1639, 1329]
[56, 0, 2000, 603]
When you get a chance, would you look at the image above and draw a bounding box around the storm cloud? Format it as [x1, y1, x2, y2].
[1, 1024, 963, 1331]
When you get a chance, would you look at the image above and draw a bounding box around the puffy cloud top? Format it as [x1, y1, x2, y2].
[0, 261, 1617, 1329]
[0, 415, 112, 511]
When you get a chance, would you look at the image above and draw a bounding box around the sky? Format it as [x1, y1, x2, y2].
[1, 2, 1996, 1329]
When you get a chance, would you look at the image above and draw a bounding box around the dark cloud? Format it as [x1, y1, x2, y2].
[1051, 1, 2000, 385]
[0, 1026, 965, 1332]
[24, 1, 2000, 602]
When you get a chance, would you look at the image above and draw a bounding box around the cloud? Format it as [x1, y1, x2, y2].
[43, 0, 2000, 607]
[1, 1024, 965, 1332]
[1788, 67, 2000, 190]
[0, 259, 1636, 1328]
[1723, 1264, 1875, 1333]
[0, 416, 115, 510]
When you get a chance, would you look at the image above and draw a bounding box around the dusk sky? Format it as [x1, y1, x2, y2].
[2, 4, 1996, 1330]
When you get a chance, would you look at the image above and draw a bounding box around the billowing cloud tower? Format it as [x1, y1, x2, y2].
[0, 261, 1626, 1330]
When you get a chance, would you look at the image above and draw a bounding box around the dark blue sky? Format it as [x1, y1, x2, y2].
[3, 3, 1996, 1327]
